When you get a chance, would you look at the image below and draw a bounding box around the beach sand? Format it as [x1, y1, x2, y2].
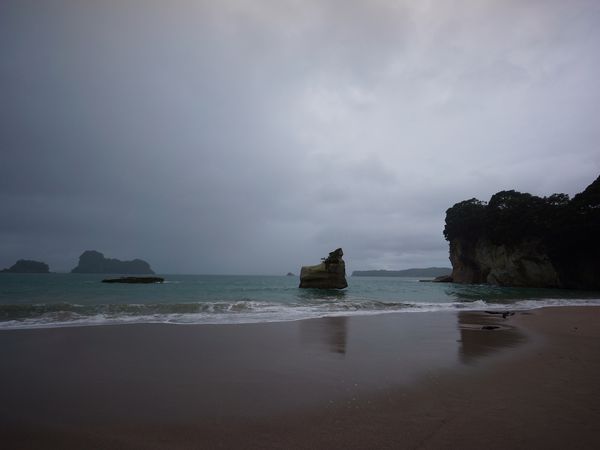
[1, 307, 599, 449]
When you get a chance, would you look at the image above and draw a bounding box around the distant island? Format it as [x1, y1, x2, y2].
[71, 250, 155, 274]
[1, 259, 50, 273]
[352, 268, 452, 277]
[444, 174, 600, 289]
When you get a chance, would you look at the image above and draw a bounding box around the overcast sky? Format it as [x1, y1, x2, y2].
[1, 0, 599, 274]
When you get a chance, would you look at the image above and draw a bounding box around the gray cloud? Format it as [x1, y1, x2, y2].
[1, 0, 599, 274]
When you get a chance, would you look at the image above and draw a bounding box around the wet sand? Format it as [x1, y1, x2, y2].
[1, 307, 599, 449]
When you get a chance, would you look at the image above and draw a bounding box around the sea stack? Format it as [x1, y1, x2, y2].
[299, 248, 348, 289]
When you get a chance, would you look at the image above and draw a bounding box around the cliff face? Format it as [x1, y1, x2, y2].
[449, 239, 560, 288]
[444, 175, 600, 289]
[71, 250, 154, 274]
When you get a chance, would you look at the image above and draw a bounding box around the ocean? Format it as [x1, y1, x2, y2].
[1, 273, 600, 329]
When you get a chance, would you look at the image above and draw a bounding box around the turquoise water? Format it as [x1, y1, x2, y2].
[1, 273, 600, 329]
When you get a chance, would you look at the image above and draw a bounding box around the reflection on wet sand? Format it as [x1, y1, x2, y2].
[300, 316, 348, 355]
[457, 311, 527, 365]
[299, 311, 526, 367]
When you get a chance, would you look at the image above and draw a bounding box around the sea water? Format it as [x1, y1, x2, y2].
[1, 273, 600, 329]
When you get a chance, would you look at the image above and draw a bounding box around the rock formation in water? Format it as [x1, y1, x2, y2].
[102, 276, 164, 284]
[1, 259, 50, 273]
[443, 175, 600, 289]
[432, 275, 453, 283]
[71, 250, 155, 274]
[299, 248, 348, 289]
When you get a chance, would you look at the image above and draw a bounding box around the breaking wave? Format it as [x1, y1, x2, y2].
[2, 297, 600, 330]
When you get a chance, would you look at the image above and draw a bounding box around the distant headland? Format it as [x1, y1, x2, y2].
[1, 259, 50, 274]
[71, 250, 155, 274]
[352, 268, 452, 277]
[444, 174, 600, 289]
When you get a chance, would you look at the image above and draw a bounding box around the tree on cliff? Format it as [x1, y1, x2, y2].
[443, 198, 487, 241]
[548, 175, 600, 284]
[486, 190, 557, 244]
[444, 190, 572, 244]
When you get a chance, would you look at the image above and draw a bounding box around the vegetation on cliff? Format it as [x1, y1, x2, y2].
[444, 175, 600, 289]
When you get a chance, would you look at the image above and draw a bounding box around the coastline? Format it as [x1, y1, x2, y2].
[1, 307, 599, 449]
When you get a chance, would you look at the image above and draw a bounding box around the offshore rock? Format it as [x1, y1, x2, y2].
[299, 248, 348, 289]
[432, 275, 453, 283]
[102, 276, 164, 284]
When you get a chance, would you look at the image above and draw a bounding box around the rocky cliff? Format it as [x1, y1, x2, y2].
[71, 250, 155, 274]
[449, 238, 560, 287]
[444, 175, 600, 289]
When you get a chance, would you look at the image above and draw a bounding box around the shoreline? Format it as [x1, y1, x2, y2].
[1, 307, 599, 449]
[3, 300, 600, 331]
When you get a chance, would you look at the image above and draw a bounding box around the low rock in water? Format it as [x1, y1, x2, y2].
[102, 277, 164, 284]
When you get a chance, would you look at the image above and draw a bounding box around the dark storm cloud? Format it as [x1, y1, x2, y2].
[1, 0, 599, 273]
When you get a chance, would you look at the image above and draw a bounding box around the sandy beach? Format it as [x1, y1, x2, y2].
[1, 307, 599, 449]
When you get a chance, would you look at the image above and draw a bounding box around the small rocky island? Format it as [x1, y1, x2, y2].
[443, 174, 600, 289]
[71, 250, 155, 274]
[1, 259, 50, 273]
[299, 248, 348, 289]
